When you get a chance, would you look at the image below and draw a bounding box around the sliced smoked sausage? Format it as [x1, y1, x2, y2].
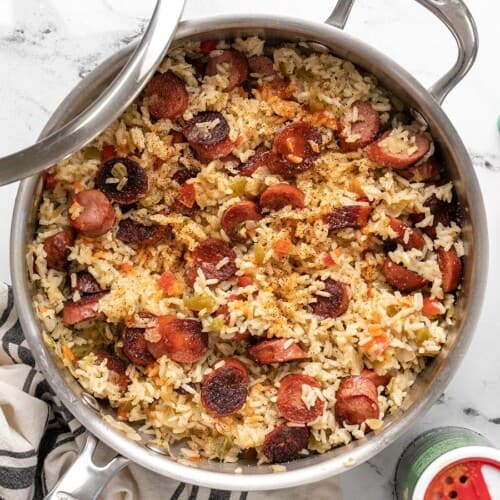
[146, 316, 208, 363]
[220, 201, 261, 242]
[277, 374, 325, 424]
[201, 358, 249, 417]
[270, 122, 322, 177]
[144, 71, 189, 120]
[312, 279, 350, 319]
[95, 353, 129, 390]
[116, 219, 166, 247]
[366, 129, 431, 169]
[183, 111, 234, 162]
[437, 247, 462, 293]
[96, 158, 148, 205]
[186, 238, 237, 286]
[72, 271, 102, 295]
[44, 229, 75, 270]
[335, 375, 379, 425]
[324, 205, 372, 231]
[248, 55, 276, 78]
[205, 49, 249, 91]
[389, 217, 425, 251]
[236, 147, 271, 176]
[122, 327, 155, 366]
[338, 101, 380, 152]
[398, 156, 441, 182]
[259, 183, 305, 211]
[360, 369, 392, 388]
[262, 425, 310, 463]
[62, 292, 107, 325]
[70, 190, 116, 238]
[382, 258, 429, 293]
[248, 338, 308, 364]
[419, 194, 459, 239]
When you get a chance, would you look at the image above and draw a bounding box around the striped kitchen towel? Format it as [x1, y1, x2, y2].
[0, 282, 340, 500]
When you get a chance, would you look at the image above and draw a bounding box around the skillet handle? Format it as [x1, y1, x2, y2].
[44, 433, 130, 500]
[325, 0, 478, 104]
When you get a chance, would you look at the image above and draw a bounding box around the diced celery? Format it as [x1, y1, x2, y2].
[183, 294, 216, 312]
[254, 244, 265, 265]
[229, 178, 247, 196]
[82, 146, 101, 161]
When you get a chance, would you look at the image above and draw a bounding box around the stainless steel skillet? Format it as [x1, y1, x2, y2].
[9, 0, 487, 497]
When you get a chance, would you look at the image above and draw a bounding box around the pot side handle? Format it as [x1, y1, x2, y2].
[325, 0, 478, 105]
[44, 433, 130, 500]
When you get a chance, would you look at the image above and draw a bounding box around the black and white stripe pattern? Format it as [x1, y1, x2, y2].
[0, 283, 248, 500]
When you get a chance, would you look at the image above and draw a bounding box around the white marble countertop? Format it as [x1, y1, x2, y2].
[0, 0, 499, 498]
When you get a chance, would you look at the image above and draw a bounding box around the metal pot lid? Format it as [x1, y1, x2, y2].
[0, 0, 185, 186]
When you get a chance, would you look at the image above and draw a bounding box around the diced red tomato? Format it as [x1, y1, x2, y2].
[238, 276, 253, 287]
[422, 297, 443, 318]
[360, 327, 390, 358]
[175, 183, 196, 208]
[323, 254, 335, 266]
[120, 263, 133, 274]
[158, 271, 181, 296]
[101, 144, 117, 162]
[273, 237, 293, 257]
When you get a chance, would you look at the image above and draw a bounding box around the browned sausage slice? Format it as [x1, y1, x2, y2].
[220, 201, 261, 242]
[116, 219, 166, 247]
[205, 49, 249, 91]
[62, 292, 107, 325]
[419, 195, 459, 239]
[382, 258, 429, 293]
[312, 279, 350, 318]
[366, 130, 431, 169]
[262, 425, 310, 463]
[186, 238, 237, 286]
[201, 358, 249, 416]
[96, 158, 148, 205]
[146, 316, 208, 363]
[335, 375, 379, 425]
[248, 338, 308, 364]
[248, 55, 276, 78]
[389, 217, 425, 251]
[172, 168, 197, 185]
[360, 369, 392, 388]
[122, 327, 155, 366]
[324, 205, 372, 231]
[398, 156, 441, 182]
[339, 101, 380, 152]
[270, 122, 322, 177]
[72, 271, 101, 295]
[277, 374, 325, 424]
[437, 247, 462, 293]
[236, 146, 270, 176]
[95, 353, 129, 390]
[44, 229, 75, 270]
[182, 111, 234, 162]
[259, 183, 305, 211]
[144, 71, 189, 120]
[70, 190, 116, 238]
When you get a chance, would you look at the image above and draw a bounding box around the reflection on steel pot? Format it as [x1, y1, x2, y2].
[10, 0, 488, 497]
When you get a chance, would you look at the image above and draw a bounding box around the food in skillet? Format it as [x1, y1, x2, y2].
[29, 36, 463, 465]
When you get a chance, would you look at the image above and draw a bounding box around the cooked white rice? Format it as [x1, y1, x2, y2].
[28, 36, 463, 464]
